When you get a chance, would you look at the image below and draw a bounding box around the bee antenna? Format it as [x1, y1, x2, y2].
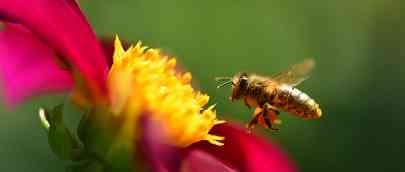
[216, 80, 233, 88]
[215, 77, 231, 82]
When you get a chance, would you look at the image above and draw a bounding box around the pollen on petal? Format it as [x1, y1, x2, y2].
[108, 36, 226, 147]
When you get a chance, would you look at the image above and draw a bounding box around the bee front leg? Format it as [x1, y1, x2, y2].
[262, 103, 280, 131]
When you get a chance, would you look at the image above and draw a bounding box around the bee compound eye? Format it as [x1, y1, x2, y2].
[239, 77, 248, 89]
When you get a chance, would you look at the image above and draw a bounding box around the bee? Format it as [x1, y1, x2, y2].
[216, 59, 322, 131]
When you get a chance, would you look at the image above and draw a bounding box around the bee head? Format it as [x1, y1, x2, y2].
[234, 72, 249, 90]
[215, 72, 250, 102]
[228, 72, 249, 101]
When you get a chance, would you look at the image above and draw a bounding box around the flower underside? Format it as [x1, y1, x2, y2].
[108, 36, 225, 147]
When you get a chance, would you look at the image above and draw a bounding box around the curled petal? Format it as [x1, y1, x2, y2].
[0, 23, 74, 107]
[0, 0, 109, 100]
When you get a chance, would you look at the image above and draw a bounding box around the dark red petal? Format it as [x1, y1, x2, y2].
[98, 36, 130, 68]
[0, 0, 109, 99]
[138, 115, 183, 172]
[140, 115, 296, 172]
[180, 150, 237, 172]
[187, 123, 297, 172]
[0, 23, 74, 107]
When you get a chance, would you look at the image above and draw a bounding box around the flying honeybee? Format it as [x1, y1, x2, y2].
[216, 59, 322, 131]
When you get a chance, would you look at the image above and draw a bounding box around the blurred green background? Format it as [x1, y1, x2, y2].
[1, 0, 403, 171]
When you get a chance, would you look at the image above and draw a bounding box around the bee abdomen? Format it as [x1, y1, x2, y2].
[271, 85, 322, 119]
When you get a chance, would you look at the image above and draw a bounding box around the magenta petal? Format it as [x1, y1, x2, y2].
[0, 0, 108, 98]
[0, 23, 74, 107]
[141, 116, 296, 172]
[139, 116, 183, 172]
[188, 124, 298, 172]
[63, 0, 88, 22]
[181, 150, 237, 172]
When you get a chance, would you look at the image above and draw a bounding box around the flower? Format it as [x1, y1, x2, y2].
[0, 1, 297, 172]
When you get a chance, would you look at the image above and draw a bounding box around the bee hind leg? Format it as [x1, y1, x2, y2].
[243, 97, 251, 108]
[263, 113, 279, 131]
[246, 108, 262, 133]
[262, 103, 280, 131]
[246, 115, 259, 133]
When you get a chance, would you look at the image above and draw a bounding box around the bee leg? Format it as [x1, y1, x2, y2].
[243, 97, 251, 108]
[274, 110, 280, 116]
[246, 108, 262, 133]
[262, 113, 279, 131]
[262, 103, 280, 131]
[263, 103, 278, 112]
[246, 114, 260, 133]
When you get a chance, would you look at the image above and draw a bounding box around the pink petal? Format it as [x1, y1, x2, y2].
[0, 23, 74, 107]
[0, 0, 109, 99]
[187, 123, 298, 172]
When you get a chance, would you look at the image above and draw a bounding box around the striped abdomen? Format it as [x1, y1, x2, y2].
[270, 85, 322, 119]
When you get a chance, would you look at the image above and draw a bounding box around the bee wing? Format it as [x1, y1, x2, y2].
[270, 59, 315, 86]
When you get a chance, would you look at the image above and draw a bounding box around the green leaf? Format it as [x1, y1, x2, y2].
[48, 124, 76, 160]
[77, 109, 90, 146]
[49, 104, 64, 124]
[66, 159, 105, 172]
[44, 104, 78, 160]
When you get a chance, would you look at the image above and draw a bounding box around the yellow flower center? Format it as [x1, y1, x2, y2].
[107, 36, 225, 147]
